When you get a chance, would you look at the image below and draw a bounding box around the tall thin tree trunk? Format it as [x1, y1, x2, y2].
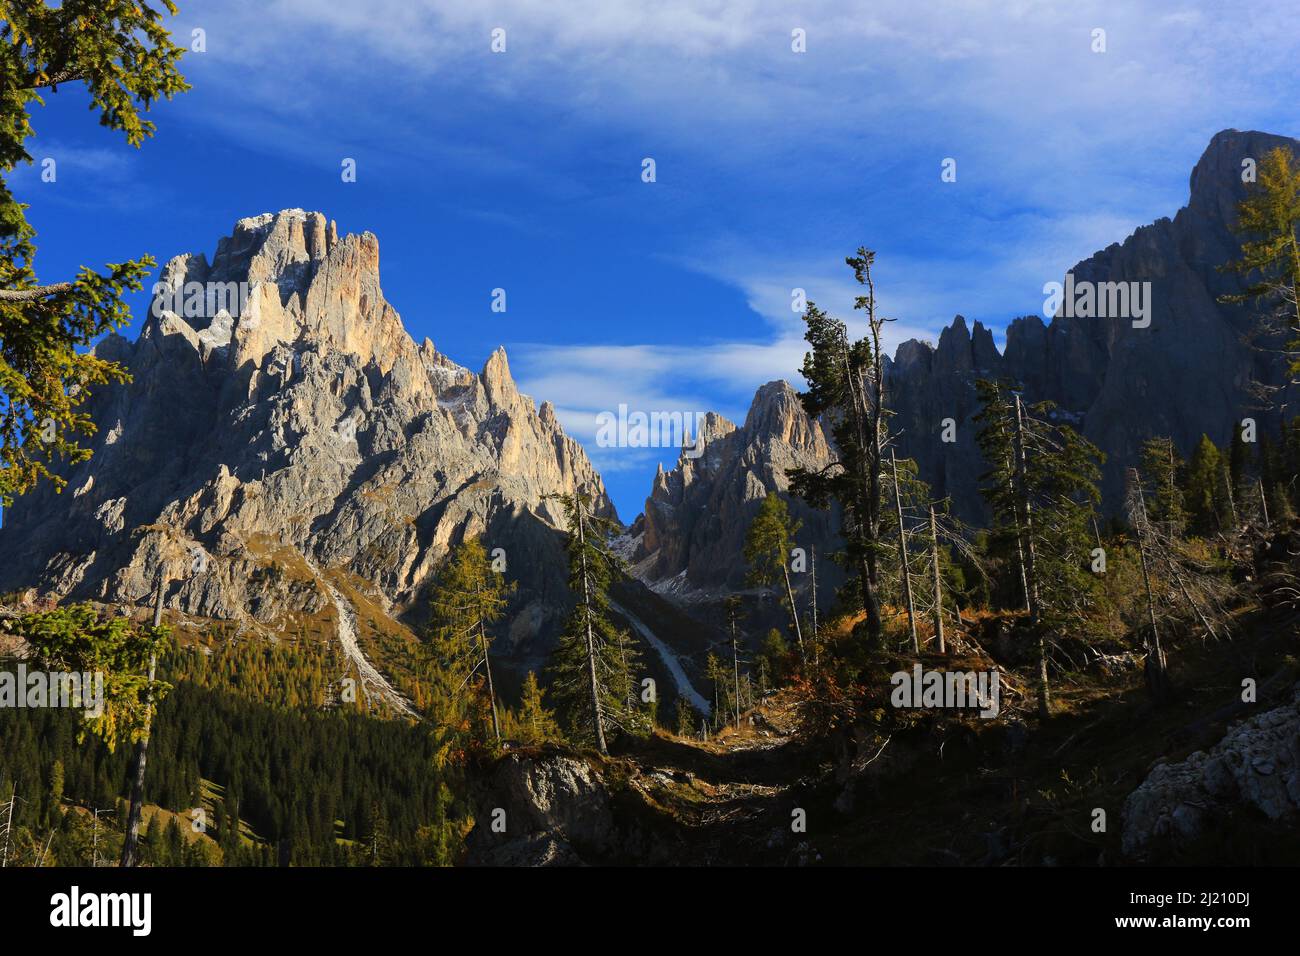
[929, 506, 946, 655]
[1, 785, 14, 868]
[1132, 475, 1170, 703]
[843, 349, 884, 644]
[1014, 396, 1049, 718]
[729, 608, 741, 729]
[781, 563, 805, 660]
[1005, 448, 1032, 614]
[891, 451, 919, 653]
[122, 571, 163, 867]
[810, 546, 820, 665]
[1259, 476, 1272, 530]
[477, 589, 501, 744]
[575, 503, 609, 754]
[1169, 560, 1220, 642]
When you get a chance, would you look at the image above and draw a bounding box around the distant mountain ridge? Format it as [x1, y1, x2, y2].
[629, 129, 1299, 600]
[888, 128, 1299, 520]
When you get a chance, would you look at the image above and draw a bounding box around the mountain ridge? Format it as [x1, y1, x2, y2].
[0, 209, 613, 681]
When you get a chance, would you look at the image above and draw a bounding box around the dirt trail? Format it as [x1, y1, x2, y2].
[620, 691, 816, 863]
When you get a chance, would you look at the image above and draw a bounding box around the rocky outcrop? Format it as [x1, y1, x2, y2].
[1121, 685, 1300, 859]
[629, 380, 840, 598]
[891, 129, 1300, 520]
[464, 751, 617, 866]
[0, 210, 612, 677]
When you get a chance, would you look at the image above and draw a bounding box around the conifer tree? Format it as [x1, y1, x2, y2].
[674, 697, 696, 737]
[546, 491, 644, 754]
[760, 628, 789, 688]
[1185, 435, 1228, 535]
[514, 671, 561, 746]
[975, 380, 1104, 717]
[705, 652, 724, 730]
[426, 537, 513, 747]
[1131, 461, 1237, 646]
[789, 249, 894, 645]
[1139, 436, 1187, 533]
[13, 603, 170, 751]
[1220, 145, 1300, 407]
[1, 2, 189, 507]
[725, 595, 743, 728]
[743, 492, 804, 658]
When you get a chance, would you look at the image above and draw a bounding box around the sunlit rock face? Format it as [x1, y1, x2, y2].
[0, 210, 613, 669]
[631, 380, 841, 597]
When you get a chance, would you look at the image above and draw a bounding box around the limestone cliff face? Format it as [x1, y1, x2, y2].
[0, 210, 612, 666]
[630, 129, 1299, 596]
[890, 129, 1300, 520]
[630, 380, 840, 596]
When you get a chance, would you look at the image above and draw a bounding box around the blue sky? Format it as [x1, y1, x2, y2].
[12, 0, 1300, 520]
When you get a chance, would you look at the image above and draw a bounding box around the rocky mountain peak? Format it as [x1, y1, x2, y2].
[885, 129, 1300, 521]
[0, 212, 614, 681]
[743, 380, 829, 456]
[1187, 129, 1297, 224]
[481, 345, 522, 408]
[632, 379, 838, 595]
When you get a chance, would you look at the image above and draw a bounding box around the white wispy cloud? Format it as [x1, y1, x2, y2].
[137, 0, 1300, 515]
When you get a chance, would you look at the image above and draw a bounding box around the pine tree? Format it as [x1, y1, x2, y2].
[426, 537, 514, 747]
[789, 249, 894, 645]
[725, 595, 743, 728]
[760, 628, 789, 688]
[674, 697, 696, 737]
[1185, 434, 1227, 535]
[13, 603, 171, 751]
[1139, 436, 1187, 533]
[515, 671, 561, 746]
[1220, 145, 1300, 407]
[743, 492, 805, 659]
[0, 2, 189, 508]
[975, 380, 1104, 718]
[546, 492, 644, 753]
[363, 800, 390, 866]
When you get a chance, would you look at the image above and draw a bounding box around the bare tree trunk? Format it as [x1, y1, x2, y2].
[781, 563, 806, 660]
[1259, 476, 1272, 530]
[575, 503, 608, 755]
[477, 589, 501, 744]
[1005, 450, 1032, 614]
[1132, 476, 1170, 703]
[729, 606, 741, 729]
[929, 506, 946, 655]
[1013, 396, 1049, 718]
[842, 347, 884, 643]
[1169, 560, 1220, 642]
[810, 546, 820, 665]
[891, 450, 919, 653]
[121, 572, 164, 867]
[1, 785, 14, 868]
